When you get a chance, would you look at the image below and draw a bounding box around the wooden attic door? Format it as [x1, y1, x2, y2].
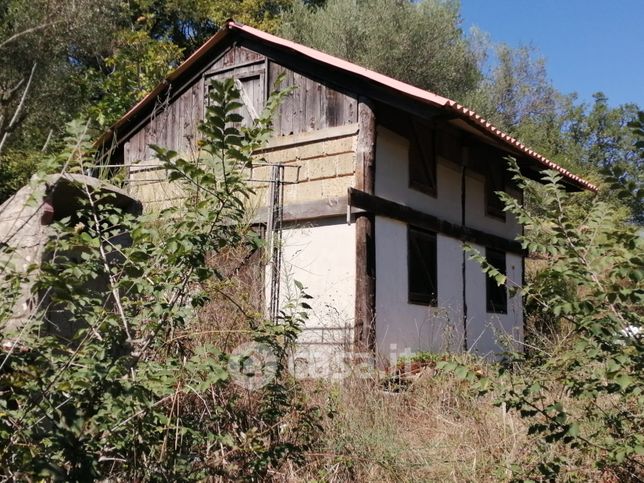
[205, 47, 267, 127]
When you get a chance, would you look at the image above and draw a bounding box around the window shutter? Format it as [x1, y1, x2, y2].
[409, 120, 437, 197]
[408, 226, 438, 306]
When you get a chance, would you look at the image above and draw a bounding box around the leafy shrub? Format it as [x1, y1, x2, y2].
[0, 78, 320, 480]
[469, 157, 643, 480]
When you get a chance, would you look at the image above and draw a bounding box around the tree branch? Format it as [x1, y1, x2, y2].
[0, 62, 37, 155]
[0, 22, 61, 50]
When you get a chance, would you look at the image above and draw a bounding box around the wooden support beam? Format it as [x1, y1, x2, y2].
[254, 123, 358, 153]
[253, 196, 349, 224]
[354, 99, 376, 353]
[349, 187, 525, 256]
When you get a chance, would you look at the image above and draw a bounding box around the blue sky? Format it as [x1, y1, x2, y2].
[460, 0, 643, 107]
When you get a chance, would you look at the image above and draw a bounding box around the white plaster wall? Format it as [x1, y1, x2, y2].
[375, 217, 464, 360]
[277, 218, 355, 376]
[375, 126, 462, 224]
[465, 244, 523, 357]
[373, 125, 524, 359]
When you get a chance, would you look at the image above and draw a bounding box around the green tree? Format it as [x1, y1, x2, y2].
[281, 0, 481, 101]
[464, 42, 587, 172]
[0, 0, 120, 151]
[466, 41, 641, 222]
[466, 44, 560, 133]
[565, 94, 641, 222]
[582, 93, 639, 170]
[0, 0, 300, 203]
[84, 29, 184, 128]
[124, 0, 296, 53]
[0, 0, 123, 204]
[82, 0, 297, 130]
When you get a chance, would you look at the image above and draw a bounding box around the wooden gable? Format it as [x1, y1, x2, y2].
[122, 43, 358, 170]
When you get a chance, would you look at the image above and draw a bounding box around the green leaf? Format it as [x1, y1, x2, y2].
[615, 374, 633, 391]
[566, 423, 579, 437]
[454, 365, 468, 379]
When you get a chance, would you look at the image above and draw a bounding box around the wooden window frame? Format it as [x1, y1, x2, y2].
[204, 68, 266, 125]
[407, 225, 438, 306]
[408, 121, 437, 198]
[486, 247, 508, 314]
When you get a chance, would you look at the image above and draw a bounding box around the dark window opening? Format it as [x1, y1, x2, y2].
[408, 226, 437, 306]
[409, 121, 436, 197]
[486, 247, 507, 314]
[485, 159, 507, 220]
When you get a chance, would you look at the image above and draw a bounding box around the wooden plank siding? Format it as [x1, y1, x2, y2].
[121, 45, 359, 214]
[268, 61, 357, 136]
[123, 46, 357, 165]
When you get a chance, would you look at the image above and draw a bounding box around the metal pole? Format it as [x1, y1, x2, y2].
[267, 164, 285, 323]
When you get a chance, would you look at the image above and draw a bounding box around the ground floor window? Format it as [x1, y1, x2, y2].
[408, 226, 437, 306]
[486, 247, 507, 313]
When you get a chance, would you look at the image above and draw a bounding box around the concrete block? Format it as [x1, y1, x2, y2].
[304, 157, 336, 181]
[250, 166, 271, 183]
[297, 140, 327, 160]
[335, 153, 356, 176]
[263, 145, 298, 164]
[323, 135, 356, 155]
[320, 176, 353, 199]
[285, 176, 353, 204]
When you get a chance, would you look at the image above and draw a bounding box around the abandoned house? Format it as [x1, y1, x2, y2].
[95, 20, 596, 367]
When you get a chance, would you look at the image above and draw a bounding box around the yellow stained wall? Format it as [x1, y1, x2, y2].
[248, 125, 357, 214]
[127, 124, 358, 218]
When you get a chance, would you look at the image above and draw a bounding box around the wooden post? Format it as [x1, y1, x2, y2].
[354, 98, 376, 353]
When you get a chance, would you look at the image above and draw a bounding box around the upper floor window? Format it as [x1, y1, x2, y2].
[486, 247, 507, 314]
[485, 160, 507, 220]
[408, 226, 438, 306]
[409, 121, 436, 197]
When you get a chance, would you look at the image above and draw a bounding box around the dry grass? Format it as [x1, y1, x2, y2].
[185, 241, 265, 352]
[275, 359, 626, 483]
[178, 252, 637, 482]
[287, 369, 526, 482]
